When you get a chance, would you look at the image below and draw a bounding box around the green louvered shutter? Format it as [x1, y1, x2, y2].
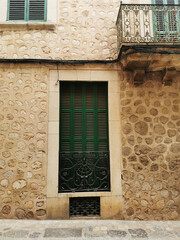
[8, 0, 46, 21]
[29, 0, 46, 21]
[59, 82, 110, 193]
[153, 0, 180, 41]
[60, 82, 109, 153]
[9, 0, 25, 20]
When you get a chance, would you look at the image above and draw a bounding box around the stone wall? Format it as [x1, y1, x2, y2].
[121, 71, 180, 220]
[0, 0, 120, 60]
[0, 64, 48, 219]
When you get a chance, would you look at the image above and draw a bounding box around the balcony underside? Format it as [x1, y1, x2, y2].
[120, 45, 180, 71]
[120, 45, 180, 86]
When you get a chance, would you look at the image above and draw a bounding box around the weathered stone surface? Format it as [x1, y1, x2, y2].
[126, 207, 134, 216]
[31, 161, 42, 170]
[127, 136, 135, 146]
[161, 190, 169, 198]
[135, 145, 152, 155]
[0, 159, 6, 169]
[123, 123, 132, 135]
[160, 116, 169, 124]
[153, 182, 163, 191]
[154, 124, 166, 135]
[36, 209, 46, 216]
[142, 182, 151, 191]
[1, 205, 11, 215]
[24, 201, 34, 209]
[145, 137, 153, 145]
[169, 160, 180, 171]
[168, 129, 176, 137]
[12, 180, 26, 190]
[0, 179, 8, 187]
[107, 230, 127, 238]
[4, 230, 29, 238]
[150, 164, 159, 171]
[15, 208, 26, 219]
[36, 201, 44, 207]
[135, 122, 148, 136]
[122, 147, 132, 157]
[150, 108, 158, 116]
[170, 143, 180, 153]
[139, 156, 149, 166]
[26, 211, 34, 219]
[128, 229, 148, 238]
[129, 115, 138, 123]
[154, 144, 167, 153]
[136, 106, 146, 115]
[44, 228, 82, 238]
[156, 200, 165, 209]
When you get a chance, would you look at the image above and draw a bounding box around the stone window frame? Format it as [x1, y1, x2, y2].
[47, 67, 123, 219]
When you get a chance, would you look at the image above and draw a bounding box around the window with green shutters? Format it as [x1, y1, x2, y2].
[59, 82, 110, 193]
[152, 0, 180, 40]
[7, 0, 47, 21]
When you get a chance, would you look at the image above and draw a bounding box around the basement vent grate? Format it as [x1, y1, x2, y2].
[69, 197, 100, 217]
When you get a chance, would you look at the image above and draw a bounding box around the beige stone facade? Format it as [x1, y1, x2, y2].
[0, 0, 180, 220]
[0, 0, 120, 60]
[0, 64, 48, 219]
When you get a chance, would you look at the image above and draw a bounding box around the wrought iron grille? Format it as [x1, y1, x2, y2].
[116, 4, 180, 46]
[70, 197, 100, 217]
[59, 152, 110, 193]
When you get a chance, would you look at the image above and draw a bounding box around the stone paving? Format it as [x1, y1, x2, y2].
[0, 220, 179, 240]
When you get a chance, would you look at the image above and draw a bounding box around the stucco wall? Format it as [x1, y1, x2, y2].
[0, 64, 48, 219]
[121, 71, 180, 220]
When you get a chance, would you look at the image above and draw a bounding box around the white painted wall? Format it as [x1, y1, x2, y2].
[0, 0, 8, 21]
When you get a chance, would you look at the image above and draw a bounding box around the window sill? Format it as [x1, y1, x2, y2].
[0, 22, 55, 31]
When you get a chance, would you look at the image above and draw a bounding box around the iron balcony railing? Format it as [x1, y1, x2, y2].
[59, 151, 110, 193]
[116, 4, 180, 47]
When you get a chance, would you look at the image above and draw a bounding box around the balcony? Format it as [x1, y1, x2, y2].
[116, 4, 180, 73]
[117, 4, 180, 47]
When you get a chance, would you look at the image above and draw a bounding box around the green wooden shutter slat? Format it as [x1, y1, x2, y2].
[70, 84, 75, 152]
[82, 85, 86, 152]
[86, 112, 94, 138]
[9, 0, 25, 20]
[29, 0, 46, 21]
[93, 84, 99, 152]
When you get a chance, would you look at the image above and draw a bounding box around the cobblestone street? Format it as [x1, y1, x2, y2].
[0, 220, 179, 240]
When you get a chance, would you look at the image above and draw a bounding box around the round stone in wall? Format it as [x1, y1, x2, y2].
[154, 124, 166, 135]
[122, 147, 132, 156]
[12, 180, 26, 190]
[170, 143, 180, 153]
[136, 106, 146, 115]
[15, 208, 26, 219]
[135, 122, 148, 136]
[123, 123, 132, 135]
[2, 205, 11, 215]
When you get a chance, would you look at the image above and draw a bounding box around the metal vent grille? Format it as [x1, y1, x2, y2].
[70, 197, 100, 217]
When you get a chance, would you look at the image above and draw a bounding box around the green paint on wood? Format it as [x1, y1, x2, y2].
[7, 0, 46, 21]
[60, 82, 109, 153]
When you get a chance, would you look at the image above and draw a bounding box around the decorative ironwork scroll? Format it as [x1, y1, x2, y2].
[117, 4, 180, 45]
[59, 152, 110, 193]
